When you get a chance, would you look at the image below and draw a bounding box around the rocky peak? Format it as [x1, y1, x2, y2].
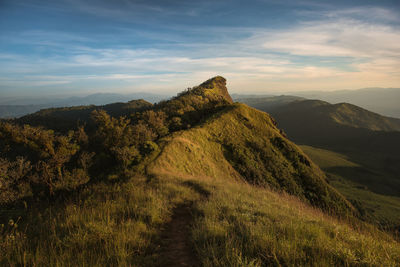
[198, 76, 233, 104]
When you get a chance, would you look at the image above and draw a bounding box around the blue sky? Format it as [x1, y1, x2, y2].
[0, 0, 399, 97]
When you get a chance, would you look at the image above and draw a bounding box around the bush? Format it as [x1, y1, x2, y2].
[0, 122, 93, 200]
[0, 157, 32, 204]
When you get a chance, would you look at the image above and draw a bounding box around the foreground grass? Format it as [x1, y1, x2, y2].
[1, 172, 399, 266]
[0, 174, 200, 266]
[191, 178, 400, 266]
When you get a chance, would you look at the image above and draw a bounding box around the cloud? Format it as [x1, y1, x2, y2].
[61, 0, 208, 23]
[233, 7, 400, 90]
[258, 19, 400, 58]
[0, 77, 71, 87]
[322, 7, 400, 23]
[1, 5, 399, 94]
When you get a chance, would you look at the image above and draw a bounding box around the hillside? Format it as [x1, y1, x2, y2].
[240, 98, 400, 181]
[1, 77, 399, 266]
[241, 96, 400, 229]
[148, 103, 352, 215]
[293, 87, 400, 118]
[300, 145, 400, 229]
[281, 100, 400, 131]
[245, 99, 400, 183]
[239, 98, 400, 132]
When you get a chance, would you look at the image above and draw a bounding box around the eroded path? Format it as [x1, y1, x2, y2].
[157, 180, 211, 267]
[159, 201, 198, 267]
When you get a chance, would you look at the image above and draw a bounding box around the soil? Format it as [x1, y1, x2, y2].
[158, 202, 199, 267]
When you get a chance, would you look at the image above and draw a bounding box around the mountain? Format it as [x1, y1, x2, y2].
[241, 98, 400, 193]
[148, 103, 352, 215]
[239, 97, 400, 132]
[1, 77, 399, 266]
[247, 99, 400, 155]
[292, 87, 400, 118]
[0, 92, 168, 118]
[241, 96, 400, 229]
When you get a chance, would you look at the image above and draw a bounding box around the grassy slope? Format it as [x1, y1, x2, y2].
[301, 145, 400, 229]
[244, 98, 400, 197]
[148, 105, 400, 266]
[3, 171, 399, 266]
[298, 145, 359, 169]
[148, 103, 352, 215]
[192, 177, 400, 266]
[329, 102, 400, 131]
[0, 173, 202, 266]
[145, 104, 400, 266]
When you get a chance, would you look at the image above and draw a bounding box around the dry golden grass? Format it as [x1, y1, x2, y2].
[189, 177, 400, 266]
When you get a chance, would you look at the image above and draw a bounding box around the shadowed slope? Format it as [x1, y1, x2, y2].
[301, 145, 400, 229]
[240, 95, 400, 228]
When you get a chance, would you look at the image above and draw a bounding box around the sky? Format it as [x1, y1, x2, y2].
[0, 0, 399, 97]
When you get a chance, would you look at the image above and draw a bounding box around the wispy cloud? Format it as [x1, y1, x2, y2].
[1, 3, 399, 95]
[258, 20, 400, 58]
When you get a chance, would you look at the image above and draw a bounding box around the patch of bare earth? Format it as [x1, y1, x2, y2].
[158, 201, 199, 267]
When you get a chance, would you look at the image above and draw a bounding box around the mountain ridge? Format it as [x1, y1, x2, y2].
[291, 87, 400, 118]
[1, 76, 399, 266]
[240, 97, 400, 132]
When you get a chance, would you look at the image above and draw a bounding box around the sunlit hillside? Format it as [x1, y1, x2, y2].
[1, 77, 399, 266]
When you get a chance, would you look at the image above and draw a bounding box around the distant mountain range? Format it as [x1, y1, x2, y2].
[239, 96, 400, 132]
[0, 92, 169, 118]
[289, 87, 400, 119]
[234, 87, 400, 119]
[3, 87, 399, 119]
[239, 95, 400, 159]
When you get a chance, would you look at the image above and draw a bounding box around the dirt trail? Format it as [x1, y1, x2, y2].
[157, 181, 210, 267]
[159, 201, 199, 267]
